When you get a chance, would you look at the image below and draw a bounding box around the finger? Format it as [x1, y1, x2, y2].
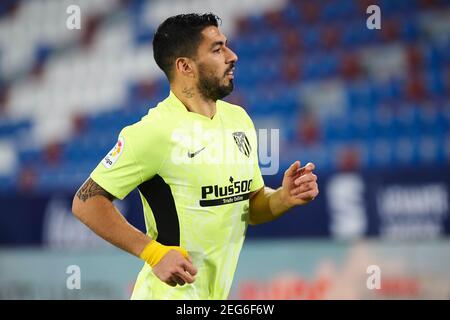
[297, 162, 316, 176]
[183, 260, 198, 276]
[290, 181, 318, 196]
[284, 161, 301, 177]
[173, 275, 186, 286]
[175, 267, 195, 284]
[306, 162, 315, 171]
[294, 189, 319, 200]
[166, 279, 177, 287]
[294, 173, 317, 186]
[290, 183, 315, 196]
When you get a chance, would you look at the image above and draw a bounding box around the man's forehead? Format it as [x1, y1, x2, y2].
[201, 26, 226, 43]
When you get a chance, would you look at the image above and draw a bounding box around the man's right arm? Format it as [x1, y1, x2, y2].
[71, 177, 197, 286]
[72, 177, 150, 256]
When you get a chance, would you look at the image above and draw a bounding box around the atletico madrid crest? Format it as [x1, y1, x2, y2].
[232, 132, 251, 157]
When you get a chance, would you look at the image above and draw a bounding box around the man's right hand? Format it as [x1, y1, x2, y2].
[152, 250, 197, 287]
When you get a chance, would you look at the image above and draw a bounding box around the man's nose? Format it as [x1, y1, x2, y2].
[226, 47, 238, 63]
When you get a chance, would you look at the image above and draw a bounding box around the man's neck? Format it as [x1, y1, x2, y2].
[171, 84, 217, 119]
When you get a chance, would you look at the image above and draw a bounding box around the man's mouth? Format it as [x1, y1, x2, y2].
[225, 67, 235, 79]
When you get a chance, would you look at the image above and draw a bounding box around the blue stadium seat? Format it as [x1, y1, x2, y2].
[1, 0, 450, 193]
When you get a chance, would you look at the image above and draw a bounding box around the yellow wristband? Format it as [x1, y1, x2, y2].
[139, 240, 188, 267]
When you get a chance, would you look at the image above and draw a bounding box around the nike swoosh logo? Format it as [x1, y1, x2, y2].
[187, 147, 205, 158]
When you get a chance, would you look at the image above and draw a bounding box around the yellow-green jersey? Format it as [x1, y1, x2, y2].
[90, 91, 264, 299]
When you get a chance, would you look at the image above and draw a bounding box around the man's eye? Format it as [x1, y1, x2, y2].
[213, 48, 221, 53]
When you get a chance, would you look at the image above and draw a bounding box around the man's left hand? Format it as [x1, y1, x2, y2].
[280, 161, 319, 208]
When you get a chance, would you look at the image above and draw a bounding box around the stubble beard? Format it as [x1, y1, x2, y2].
[197, 63, 234, 102]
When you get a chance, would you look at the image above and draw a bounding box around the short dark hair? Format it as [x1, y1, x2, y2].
[153, 13, 221, 81]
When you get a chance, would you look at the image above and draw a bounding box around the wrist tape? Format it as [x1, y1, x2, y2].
[139, 240, 188, 267]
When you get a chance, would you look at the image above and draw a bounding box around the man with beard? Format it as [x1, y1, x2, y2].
[72, 13, 319, 299]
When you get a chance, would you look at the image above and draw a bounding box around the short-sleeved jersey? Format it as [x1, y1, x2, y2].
[90, 91, 264, 299]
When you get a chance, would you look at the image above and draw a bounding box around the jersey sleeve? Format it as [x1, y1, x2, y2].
[90, 117, 167, 200]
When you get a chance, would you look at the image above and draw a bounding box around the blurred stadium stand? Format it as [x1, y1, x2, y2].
[1, 0, 450, 300]
[0, 0, 448, 194]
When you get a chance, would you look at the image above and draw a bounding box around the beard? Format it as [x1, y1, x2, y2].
[197, 63, 234, 101]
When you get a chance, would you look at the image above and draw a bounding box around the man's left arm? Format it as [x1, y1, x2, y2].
[248, 161, 319, 225]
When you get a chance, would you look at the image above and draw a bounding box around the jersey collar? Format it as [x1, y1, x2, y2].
[166, 91, 221, 123]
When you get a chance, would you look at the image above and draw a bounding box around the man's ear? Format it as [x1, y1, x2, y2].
[175, 57, 195, 78]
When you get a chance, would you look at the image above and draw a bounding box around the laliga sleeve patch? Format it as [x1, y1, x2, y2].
[102, 137, 124, 169]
